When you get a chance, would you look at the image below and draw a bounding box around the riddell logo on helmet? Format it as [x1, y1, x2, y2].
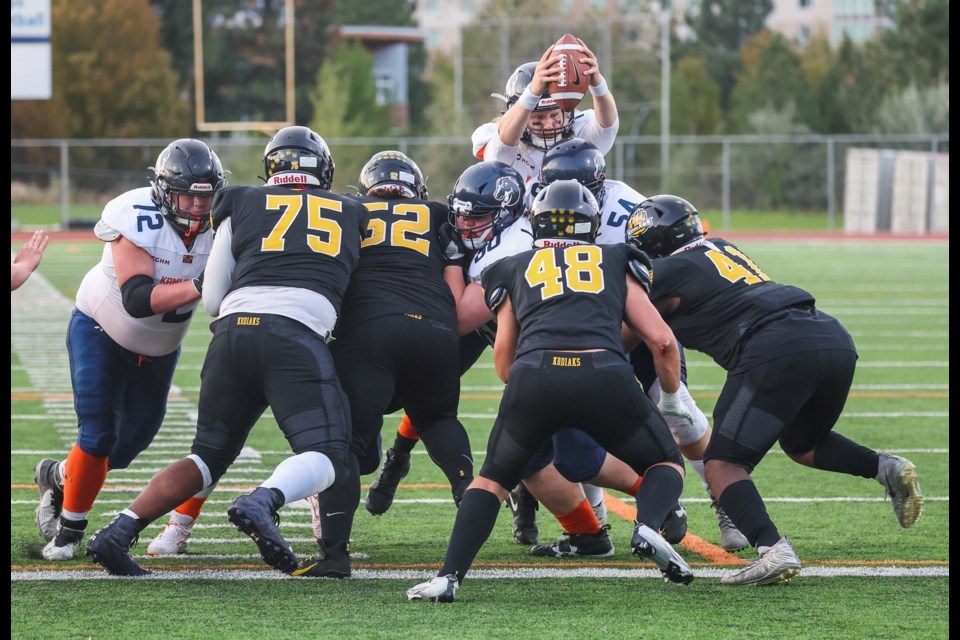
[539, 238, 583, 248]
[190, 183, 213, 192]
[273, 174, 308, 184]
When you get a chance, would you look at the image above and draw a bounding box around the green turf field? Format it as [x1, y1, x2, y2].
[11, 238, 948, 639]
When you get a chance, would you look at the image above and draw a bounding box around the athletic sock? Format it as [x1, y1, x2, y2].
[634, 465, 684, 529]
[718, 479, 780, 550]
[813, 432, 881, 479]
[418, 420, 475, 493]
[62, 443, 109, 516]
[440, 488, 502, 584]
[173, 496, 207, 522]
[393, 415, 420, 454]
[555, 498, 601, 535]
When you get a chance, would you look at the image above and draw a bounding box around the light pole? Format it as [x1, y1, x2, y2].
[660, 0, 671, 191]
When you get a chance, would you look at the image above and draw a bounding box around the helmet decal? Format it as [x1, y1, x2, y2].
[493, 176, 521, 208]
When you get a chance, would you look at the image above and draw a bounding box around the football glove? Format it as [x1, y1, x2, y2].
[439, 222, 468, 267]
[658, 390, 695, 427]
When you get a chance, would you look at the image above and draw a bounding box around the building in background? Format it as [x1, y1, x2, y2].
[412, 0, 896, 56]
[334, 26, 425, 129]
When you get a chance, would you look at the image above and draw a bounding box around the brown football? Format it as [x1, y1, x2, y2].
[547, 34, 588, 112]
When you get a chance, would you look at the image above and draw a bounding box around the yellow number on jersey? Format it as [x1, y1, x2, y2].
[360, 202, 431, 256]
[704, 248, 768, 284]
[261, 194, 342, 256]
[524, 246, 605, 300]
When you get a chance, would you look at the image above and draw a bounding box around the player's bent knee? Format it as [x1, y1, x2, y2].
[77, 431, 119, 459]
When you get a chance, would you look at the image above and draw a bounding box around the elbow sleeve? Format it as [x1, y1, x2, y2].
[120, 274, 156, 318]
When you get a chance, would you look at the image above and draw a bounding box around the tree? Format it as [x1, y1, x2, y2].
[729, 31, 819, 133]
[874, 80, 949, 134]
[670, 57, 722, 135]
[681, 0, 773, 111]
[11, 0, 188, 139]
[308, 42, 392, 191]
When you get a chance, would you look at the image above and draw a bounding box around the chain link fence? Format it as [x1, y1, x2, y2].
[10, 133, 948, 231]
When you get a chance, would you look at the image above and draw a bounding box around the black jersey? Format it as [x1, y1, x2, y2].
[482, 243, 650, 358]
[648, 238, 853, 371]
[211, 185, 370, 316]
[336, 195, 457, 329]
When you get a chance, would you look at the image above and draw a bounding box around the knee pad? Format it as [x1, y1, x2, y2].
[187, 454, 215, 490]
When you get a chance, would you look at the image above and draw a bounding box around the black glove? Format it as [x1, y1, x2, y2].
[192, 272, 204, 295]
[438, 222, 468, 267]
[626, 245, 653, 293]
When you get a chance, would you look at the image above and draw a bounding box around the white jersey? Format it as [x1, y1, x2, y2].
[594, 180, 645, 246]
[466, 217, 535, 284]
[74, 187, 213, 356]
[471, 110, 619, 200]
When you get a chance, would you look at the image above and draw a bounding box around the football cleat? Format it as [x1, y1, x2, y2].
[711, 498, 749, 552]
[660, 500, 688, 545]
[530, 525, 614, 558]
[42, 517, 87, 561]
[876, 452, 924, 528]
[34, 458, 63, 542]
[721, 536, 800, 586]
[227, 488, 297, 574]
[406, 574, 459, 603]
[506, 482, 539, 545]
[86, 514, 150, 576]
[631, 522, 695, 585]
[365, 448, 411, 516]
[147, 517, 195, 556]
[291, 539, 351, 578]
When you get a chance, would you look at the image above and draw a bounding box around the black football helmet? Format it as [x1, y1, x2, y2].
[625, 195, 704, 258]
[448, 161, 525, 251]
[262, 125, 335, 190]
[539, 138, 606, 208]
[149, 139, 227, 238]
[359, 150, 428, 199]
[530, 179, 600, 247]
[501, 61, 574, 151]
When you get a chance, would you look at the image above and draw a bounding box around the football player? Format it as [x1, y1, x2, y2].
[33, 139, 226, 561]
[534, 138, 749, 552]
[472, 38, 618, 193]
[364, 162, 526, 519]
[626, 194, 925, 585]
[85, 126, 369, 576]
[293, 151, 475, 578]
[407, 181, 694, 603]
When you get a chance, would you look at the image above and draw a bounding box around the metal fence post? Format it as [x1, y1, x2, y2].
[827, 137, 835, 231]
[722, 137, 730, 231]
[60, 140, 69, 229]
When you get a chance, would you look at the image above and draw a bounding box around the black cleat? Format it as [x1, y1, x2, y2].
[86, 514, 150, 576]
[506, 482, 539, 545]
[227, 488, 297, 574]
[531, 525, 615, 558]
[365, 448, 411, 516]
[291, 539, 352, 578]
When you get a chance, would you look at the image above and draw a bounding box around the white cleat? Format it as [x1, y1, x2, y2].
[721, 536, 801, 586]
[406, 574, 459, 602]
[876, 452, 924, 528]
[147, 519, 195, 556]
[631, 523, 694, 585]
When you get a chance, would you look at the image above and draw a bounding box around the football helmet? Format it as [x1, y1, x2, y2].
[625, 195, 704, 258]
[150, 139, 226, 238]
[448, 161, 525, 251]
[262, 125, 335, 190]
[539, 138, 606, 208]
[359, 150, 428, 199]
[501, 61, 574, 151]
[530, 179, 600, 247]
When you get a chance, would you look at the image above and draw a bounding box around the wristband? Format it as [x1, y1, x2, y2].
[192, 277, 203, 295]
[589, 76, 609, 97]
[517, 87, 541, 111]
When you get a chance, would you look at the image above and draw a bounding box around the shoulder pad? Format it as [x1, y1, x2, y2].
[94, 218, 121, 242]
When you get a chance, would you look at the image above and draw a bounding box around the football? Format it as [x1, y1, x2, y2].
[547, 34, 588, 112]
